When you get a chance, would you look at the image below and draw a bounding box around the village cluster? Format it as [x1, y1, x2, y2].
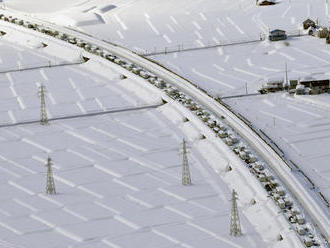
[259, 18, 330, 95]
[260, 77, 330, 95]
[303, 18, 330, 43]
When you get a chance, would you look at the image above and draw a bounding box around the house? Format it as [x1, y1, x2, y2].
[257, 0, 276, 5]
[259, 75, 330, 95]
[260, 78, 284, 93]
[298, 77, 330, 94]
[303, 18, 316, 30]
[269, 29, 287, 41]
[317, 27, 329, 38]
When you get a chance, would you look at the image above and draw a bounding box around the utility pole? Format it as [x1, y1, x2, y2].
[39, 84, 48, 125]
[46, 157, 56, 195]
[230, 189, 242, 236]
[182, 139, 192, 185]
[245, 82, 248, 95]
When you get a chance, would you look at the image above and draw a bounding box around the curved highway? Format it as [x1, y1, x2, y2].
[1, 8, 329, 244]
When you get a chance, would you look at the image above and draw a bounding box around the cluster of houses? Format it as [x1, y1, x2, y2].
[265, 18, 330, 43]
[260, 76, 330, 95]
[303, 18, 330, 43]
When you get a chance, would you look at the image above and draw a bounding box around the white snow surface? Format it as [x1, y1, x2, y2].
[1, 0, 330, 246]
[0, 17, 299, 248]
[21, 0, 330, 208]
[3, 0, 85, 13]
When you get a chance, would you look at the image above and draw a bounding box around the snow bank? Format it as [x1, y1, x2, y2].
[3, 0, 84, 13]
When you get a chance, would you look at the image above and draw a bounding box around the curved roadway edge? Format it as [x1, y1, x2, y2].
[2, 9, 330, 241]
[120, 51, 330, 241]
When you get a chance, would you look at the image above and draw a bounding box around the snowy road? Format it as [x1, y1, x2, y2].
[0, 10, 286, 248]
[1, 8, 328, 244]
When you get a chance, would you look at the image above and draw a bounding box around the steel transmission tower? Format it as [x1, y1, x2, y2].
[182, 139, 192, 185]
[39, 85, 48, 125]
[230, 189, 242, 236]
[46, 157, 56, 195]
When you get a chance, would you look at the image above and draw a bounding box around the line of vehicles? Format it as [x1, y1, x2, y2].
[0, 12, 324, 247]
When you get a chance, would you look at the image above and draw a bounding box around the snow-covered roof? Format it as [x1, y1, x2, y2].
[303, 18, 315, 24]
[299, 76, 316, 81]
[263, 77, 284, 83]
[299, 74, 329, 82]
[269, 29, 286, 34]
[257, 0, 276, 4]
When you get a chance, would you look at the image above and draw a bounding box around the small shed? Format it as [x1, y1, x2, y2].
[269, 29, 287, 41]
[317, 27, 329, 38]
[261, 78, 284, 93]
[303, 18, 316, 30]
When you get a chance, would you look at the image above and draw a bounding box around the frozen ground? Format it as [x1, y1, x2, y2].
[6, 0, 328, 53]
[226, 93, 330, 201]
[2, 0, 330, 245]
[0, 19, 299, 248]
[3, 0, 86, 13]
[153, 37, 330, 97]
[151, 33, 330, 204]
[23, 0, 330, 208]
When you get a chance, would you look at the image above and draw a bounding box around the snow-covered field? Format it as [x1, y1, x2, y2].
[0, 20, 299, 248]
[9, 0, 327, 54]
[151, 35, 330, 204]
[28, 0, 330, 208]
[1, 0, 330, 247]
[226, 93, 330, 201]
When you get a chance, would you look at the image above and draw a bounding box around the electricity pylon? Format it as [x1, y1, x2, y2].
[182, 139, 192, 185]
[284, 62, 289, 90]
[230, 189, 242, 236]
[46, 157, 56, 195]
[39, 85, 48, 125]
